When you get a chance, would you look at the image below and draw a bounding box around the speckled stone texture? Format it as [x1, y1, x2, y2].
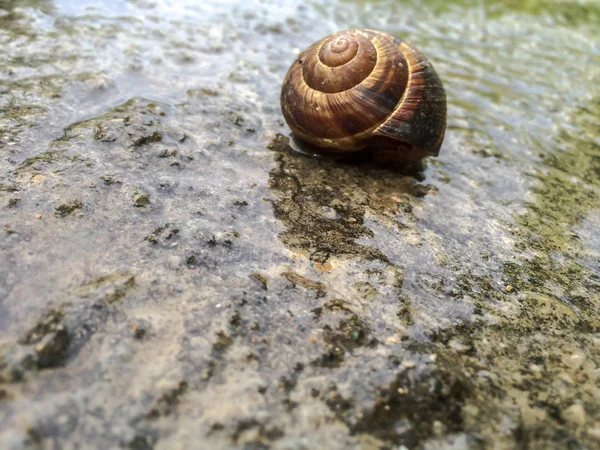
[1, 1, 600, 449]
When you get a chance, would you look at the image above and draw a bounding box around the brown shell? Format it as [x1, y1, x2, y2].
[280, 29, 447, 159]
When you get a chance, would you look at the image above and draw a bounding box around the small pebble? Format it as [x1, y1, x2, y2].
[529, 364, 543, 379]
[563, 403, 586, 427]
[449, 338, 471, 354]
[432, 420, 445, 436]
[565, 351, 585, 370]
[385, 336, 399, 344]
[588, 426, 600, 442]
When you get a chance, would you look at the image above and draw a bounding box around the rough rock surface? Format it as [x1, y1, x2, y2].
[1, 0, 599, 449]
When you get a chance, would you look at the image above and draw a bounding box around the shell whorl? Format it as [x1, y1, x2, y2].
[303, 31, 378, 93]
[280, 29, 447, 157]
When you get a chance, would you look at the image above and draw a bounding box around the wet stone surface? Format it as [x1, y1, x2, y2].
[1, 0, 600, 449]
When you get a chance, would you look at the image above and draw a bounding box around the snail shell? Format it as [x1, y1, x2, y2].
[280, 29, 446, 160]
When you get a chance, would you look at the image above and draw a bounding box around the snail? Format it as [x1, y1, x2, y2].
[280, 29, 446, 161]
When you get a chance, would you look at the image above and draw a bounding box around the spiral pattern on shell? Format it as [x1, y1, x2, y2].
[280, 29, 447, 158]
